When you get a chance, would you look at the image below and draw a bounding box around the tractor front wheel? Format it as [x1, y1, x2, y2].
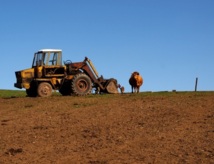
[37, 82, 52, 97]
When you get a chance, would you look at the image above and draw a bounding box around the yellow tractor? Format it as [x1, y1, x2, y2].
[14, 49, 119, 97]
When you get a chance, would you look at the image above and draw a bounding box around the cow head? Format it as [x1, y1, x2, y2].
[131, 71, 140, 80]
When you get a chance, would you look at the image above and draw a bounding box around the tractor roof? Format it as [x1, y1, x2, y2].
[37, 49, 62, 53]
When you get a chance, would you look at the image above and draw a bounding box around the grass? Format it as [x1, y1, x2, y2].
[0, 90, 26, 98]
[0, 89, 213, 99]
[0, 90, 63, 98]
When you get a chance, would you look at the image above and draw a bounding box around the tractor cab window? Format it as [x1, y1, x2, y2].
[48, 52, 58, 66]
[32, 52, 45, 67]
[46, 52, 62, 66]
[32, 51, 62, 67]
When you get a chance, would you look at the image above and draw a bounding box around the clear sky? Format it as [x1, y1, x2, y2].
[1, 0, 213, 92]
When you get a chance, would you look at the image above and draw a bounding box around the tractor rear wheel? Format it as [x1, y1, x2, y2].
[71, 73, 92, 96]
[37, 82, 52, 97]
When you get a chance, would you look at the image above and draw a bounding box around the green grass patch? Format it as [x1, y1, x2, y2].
[0, 89, 213, 99]
[0, 90, 26, 98]
[0, 90, 62, 98]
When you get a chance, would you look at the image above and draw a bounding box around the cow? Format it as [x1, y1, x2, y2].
[129, 71, 143, 93]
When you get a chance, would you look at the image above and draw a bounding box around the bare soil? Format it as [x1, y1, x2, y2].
[0, 92, 213, 164]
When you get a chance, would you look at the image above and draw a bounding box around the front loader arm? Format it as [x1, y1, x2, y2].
[68, 57, 105, 90]
[68, 57, 118, 93]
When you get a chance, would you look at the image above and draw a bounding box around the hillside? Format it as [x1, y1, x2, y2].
[0, 92, 213, 163]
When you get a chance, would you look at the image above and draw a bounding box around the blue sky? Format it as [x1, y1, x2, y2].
[1, 0, 213, 92]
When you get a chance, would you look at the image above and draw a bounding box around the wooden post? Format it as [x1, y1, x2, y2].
[195, 77, 198, 92]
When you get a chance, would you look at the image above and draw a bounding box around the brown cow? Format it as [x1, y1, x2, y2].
[129, 71, 143, 93]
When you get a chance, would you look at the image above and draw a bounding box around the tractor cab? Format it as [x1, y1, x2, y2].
[32, 49, 66, 78]
[32, 49, 62, 67]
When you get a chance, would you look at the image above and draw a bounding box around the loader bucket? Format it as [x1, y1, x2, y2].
[106, 79, 119, 94]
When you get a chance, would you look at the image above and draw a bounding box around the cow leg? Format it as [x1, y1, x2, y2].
[135, 87, 137, 93]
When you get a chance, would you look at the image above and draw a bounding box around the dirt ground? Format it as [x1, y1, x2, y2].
[0, 92, 213, 164]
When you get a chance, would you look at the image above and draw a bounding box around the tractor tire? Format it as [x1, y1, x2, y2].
[37, 82, 52, 97]
[71, 73, 92, 96]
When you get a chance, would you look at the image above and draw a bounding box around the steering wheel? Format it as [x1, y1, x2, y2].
[64, 60, 72, 65]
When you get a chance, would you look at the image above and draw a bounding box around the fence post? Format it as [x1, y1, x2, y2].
[195, 77, 198, 92]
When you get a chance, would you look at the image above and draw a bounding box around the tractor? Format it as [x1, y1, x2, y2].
[14, 49, 119, 97]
